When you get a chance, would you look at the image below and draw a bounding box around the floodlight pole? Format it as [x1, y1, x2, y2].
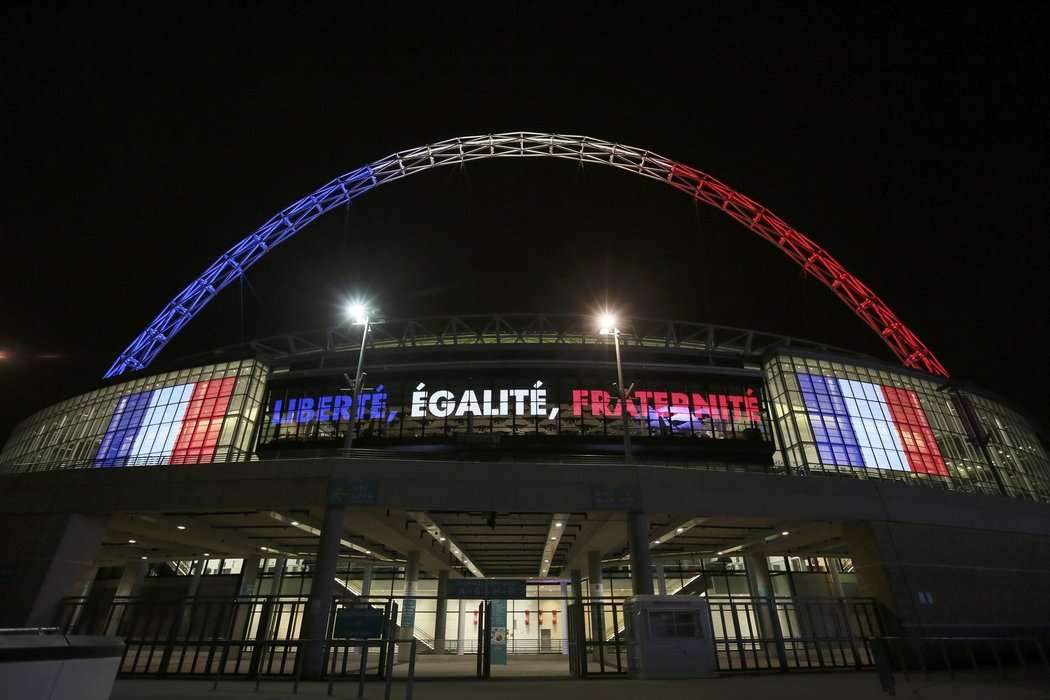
[343, 314, 370, 449]
[603, 325, 633, 464]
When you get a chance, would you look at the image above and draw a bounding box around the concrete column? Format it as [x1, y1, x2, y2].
[270, 556, 287, 597]
[587, 551, 605, 644]
[115, 561, 148, 598]
[404, 551, 421, 598]
[177, 559, 205, 637]
[19, 513, 107, 628]
[587, 552, 603, 600]
[826, 558, 846, 597]
[456, 599, 466, 655]
[434, 570, 449, 654]
[185, 559, 204, 599]
[559, 580, 570, 654]
[656, 561, 667, 595]
[105, 560, 149, 636]
[570, 569, 583, 603]
[627, 511, 654, 595]
[229, 557, 263, 650]
[238, 556, 262, 598]
[300, 505, 346, 679]
[399, 551, 420, 660]
[249, 556, 287, 675]
[745, 552, 774, 598]
[360, 559, 373, 599]
[744, 551, 787, 668]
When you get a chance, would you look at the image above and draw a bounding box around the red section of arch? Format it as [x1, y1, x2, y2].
[880, 385, 949, 476]
[171, 378, 236, 464]
[668, 163, 947, 377]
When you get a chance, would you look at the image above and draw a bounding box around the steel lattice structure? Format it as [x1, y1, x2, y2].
[104, 132, 948, 379]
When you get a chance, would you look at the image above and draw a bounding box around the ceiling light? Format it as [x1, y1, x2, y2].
[781, 531, 789, 536]
[128, 539, 136, 544]
[291, 521, 299, 526]
[555, 522, 563, 527]
[141, 556, 147, 560]
[676, 527, 684, 533]
[176, 525, 186, 530]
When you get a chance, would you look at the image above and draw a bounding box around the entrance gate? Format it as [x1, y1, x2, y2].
[53, 593, 882, 679]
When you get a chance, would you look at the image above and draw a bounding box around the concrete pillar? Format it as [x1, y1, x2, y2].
[238, 556, 262, 598]
[745, 552, 774, 598]
[826, 558, 846, 597]
[185, 559, 204, 598]
[229, 557, 262, 650]
[399, 551, 420, 660]
[456, 599, 466, 655]
[360, 559, 373, 599]
[270, 556, 287, 597]
[627, 511, 653, 595]
[570, 569, 583, 602]
[744, 551, 787, 668]
[249, 556, 287, 675]
[587, 552, 603, 600]
[19, 513, 107, 628]
[177, 559, 206, 637]
[300, 505, 346, 679]
[587, 551, 605, 643]
[404, 551, 421, 598]
[115, 561, 148, 598]
[104, 560, 149, 636]
[656, 561, 667, 595]
[434, 570, 449, 654]
[559, 580, 570, 654]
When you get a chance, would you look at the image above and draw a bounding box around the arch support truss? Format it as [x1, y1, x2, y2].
[105, 132, 947, 378]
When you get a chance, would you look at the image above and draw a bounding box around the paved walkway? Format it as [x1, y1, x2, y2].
[109, 655, 1050, 700]
[110, 673, 1050, 700]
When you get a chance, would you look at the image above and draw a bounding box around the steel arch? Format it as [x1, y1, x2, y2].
[104, 132, 948, 379]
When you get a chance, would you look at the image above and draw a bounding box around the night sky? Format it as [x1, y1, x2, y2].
[2, 2, 1047, 444]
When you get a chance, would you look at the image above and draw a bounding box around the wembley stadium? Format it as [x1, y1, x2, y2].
[1, 134, 1048, 682]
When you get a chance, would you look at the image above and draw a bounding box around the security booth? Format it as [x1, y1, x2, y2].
[624, 595, 718, 679]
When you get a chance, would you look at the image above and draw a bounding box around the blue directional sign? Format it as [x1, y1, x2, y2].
[446, 579, 528, 599]
[328, 479, 378, 506]
[592, 484, 640, 510]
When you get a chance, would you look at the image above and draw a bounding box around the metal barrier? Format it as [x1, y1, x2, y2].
[55, 593, 884, 680]
[707, 596, 881, 671]
[871, 636, 1050, 696]
[210, 637, 417, 699]
[567, 596, 883, 677]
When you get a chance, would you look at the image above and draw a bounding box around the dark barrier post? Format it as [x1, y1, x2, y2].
[871, 638, 896, 696]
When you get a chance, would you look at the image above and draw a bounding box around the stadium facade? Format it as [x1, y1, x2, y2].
[1, 134, 1048, 677]
[1, 314, 1048, 676]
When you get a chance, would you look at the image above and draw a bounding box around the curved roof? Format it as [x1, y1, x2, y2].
[190, 314, 882, 367]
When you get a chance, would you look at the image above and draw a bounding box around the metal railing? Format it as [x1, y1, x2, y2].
[55, 593, 884, 679]
[567, 596, 883, 678]
[210, 637, 418, 699]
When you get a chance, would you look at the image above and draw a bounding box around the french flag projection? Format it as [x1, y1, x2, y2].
[797, 373, 949, 476]
[93, 378, 236, 467]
